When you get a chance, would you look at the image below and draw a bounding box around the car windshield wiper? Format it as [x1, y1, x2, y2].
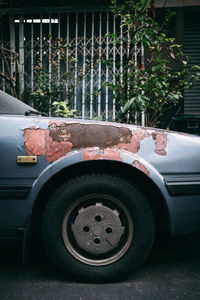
[25, 109, 47, 116]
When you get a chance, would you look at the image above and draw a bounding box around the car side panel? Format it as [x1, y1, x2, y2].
[1, 115, 200, 238]
[0, 116, 48, 237]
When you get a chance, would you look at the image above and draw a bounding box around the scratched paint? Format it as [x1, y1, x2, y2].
[23, 121, 168, 165]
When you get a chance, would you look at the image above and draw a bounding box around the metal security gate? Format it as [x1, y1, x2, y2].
[184, 11, 200, 115]
[0, 11, 131, 121]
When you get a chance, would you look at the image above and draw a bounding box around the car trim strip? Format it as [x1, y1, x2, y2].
[165, 178, 200, 196]
[0, 185, 32, 200]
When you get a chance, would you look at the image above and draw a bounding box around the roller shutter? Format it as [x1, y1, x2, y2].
[184, 12, 200, 114]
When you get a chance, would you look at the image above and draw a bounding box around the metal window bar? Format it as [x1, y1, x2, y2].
[134, 13, 138, 124]
[112, 15, 116, 121]
[0, 16, 5, 92]
[66, 13, 69, 103]
[82, 12, 86, 119]
[9, 16, 15, 88]
[120, 17, 123, 87]
[127, 23, 130, 96]
[19, 16, 24, 97]
[105, 11, 109, 121]
[40, 15, 43, 64]
[49, 14, 52, 115]
[30, 19, 34, 106]
[141, 42, 145, 126]
[90, 12, 94, 119]
[57, 13, 61, 84]
[97, 12, 102, 118]
[74, 12, 78, 111]
[1, 11, 140, 123]
[1, 43, 5, 91]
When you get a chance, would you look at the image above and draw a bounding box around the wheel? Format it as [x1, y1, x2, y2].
[42, 174, 155, 282]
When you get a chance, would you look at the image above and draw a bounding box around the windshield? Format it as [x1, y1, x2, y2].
[0, 90, 40, 115]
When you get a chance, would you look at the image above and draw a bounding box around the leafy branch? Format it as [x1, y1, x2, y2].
[102, 0, 200, 127]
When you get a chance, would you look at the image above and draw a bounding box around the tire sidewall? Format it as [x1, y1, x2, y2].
[42, 175, 154, 282]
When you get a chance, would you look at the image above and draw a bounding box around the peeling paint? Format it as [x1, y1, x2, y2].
[117, 128, 149, 153]
[23, 121, 168, 165]
[131, 160, 150, 177]
[82, 148, 150, 176]
[23, 127, 72, 163]
[83, 148, 123, 162]
[49, 122, 132, 148]
[117, 127, 168, 156]
[152, 132, 168, 156]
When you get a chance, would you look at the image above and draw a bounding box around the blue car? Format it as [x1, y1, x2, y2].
[1, 90, 200, 282]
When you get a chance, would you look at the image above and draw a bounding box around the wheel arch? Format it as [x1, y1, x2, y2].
[31, 158, 170, 237]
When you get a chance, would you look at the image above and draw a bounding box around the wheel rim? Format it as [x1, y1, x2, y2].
[62, 194, 134, 266]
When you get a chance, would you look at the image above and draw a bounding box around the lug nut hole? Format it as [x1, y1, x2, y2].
[106, 227, 112, 234]
[94, 238, 100, 244]
[83, 226, 90, 232]
[95, 215, 101, 222]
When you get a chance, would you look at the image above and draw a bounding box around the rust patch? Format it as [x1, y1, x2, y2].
[83, 149, 123, 162]
[152, 132, 167, 156]
[48, 122, 167, 157]
[117, 128, 149, 153]
[23, 122, 168, 163]
[49, 122, 132, 148]
[131, 160, 150, 177]
[23, 128, 72, 163]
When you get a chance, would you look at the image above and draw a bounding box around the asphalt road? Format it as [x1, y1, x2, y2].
[0, 232, 200, 300]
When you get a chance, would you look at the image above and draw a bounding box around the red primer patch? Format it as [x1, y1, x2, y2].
[83, 149, 122, 162]
[152, 133, 167, 156]
[23, 128, 72, 163]
[118, 128, 149, 153]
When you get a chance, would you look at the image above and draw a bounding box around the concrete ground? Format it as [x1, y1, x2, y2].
[0, 231, 200, 300]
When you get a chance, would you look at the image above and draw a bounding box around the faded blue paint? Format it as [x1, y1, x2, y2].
[1, 115, 200, 238]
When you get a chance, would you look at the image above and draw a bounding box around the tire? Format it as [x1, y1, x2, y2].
[42, 174, 155, 282]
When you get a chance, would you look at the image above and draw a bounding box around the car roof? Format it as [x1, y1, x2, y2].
[0, 90, 39, 115]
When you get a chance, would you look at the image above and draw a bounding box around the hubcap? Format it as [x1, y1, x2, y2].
[71, 203, 125, 255]
[62, 195, 133, 266]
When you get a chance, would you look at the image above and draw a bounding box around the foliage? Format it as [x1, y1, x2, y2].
[103, 0, 200, 127]
[31, 38, 80, 117]
[52, 101, 76, 118]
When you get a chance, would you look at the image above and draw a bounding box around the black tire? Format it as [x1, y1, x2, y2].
[42, 174, 155, 282]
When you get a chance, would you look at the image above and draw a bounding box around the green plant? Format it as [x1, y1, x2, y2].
[31, 38, 82, 117]
[103, 0, 200, 127]
[52, 101, 76, 118]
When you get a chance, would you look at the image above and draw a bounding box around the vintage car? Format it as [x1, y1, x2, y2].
[1, 90, 200, 282]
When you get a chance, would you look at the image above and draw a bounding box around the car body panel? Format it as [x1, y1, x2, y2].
[1, 111, 200, 239]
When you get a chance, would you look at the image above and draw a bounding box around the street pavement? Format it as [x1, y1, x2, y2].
[0, 231, 200, 300]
